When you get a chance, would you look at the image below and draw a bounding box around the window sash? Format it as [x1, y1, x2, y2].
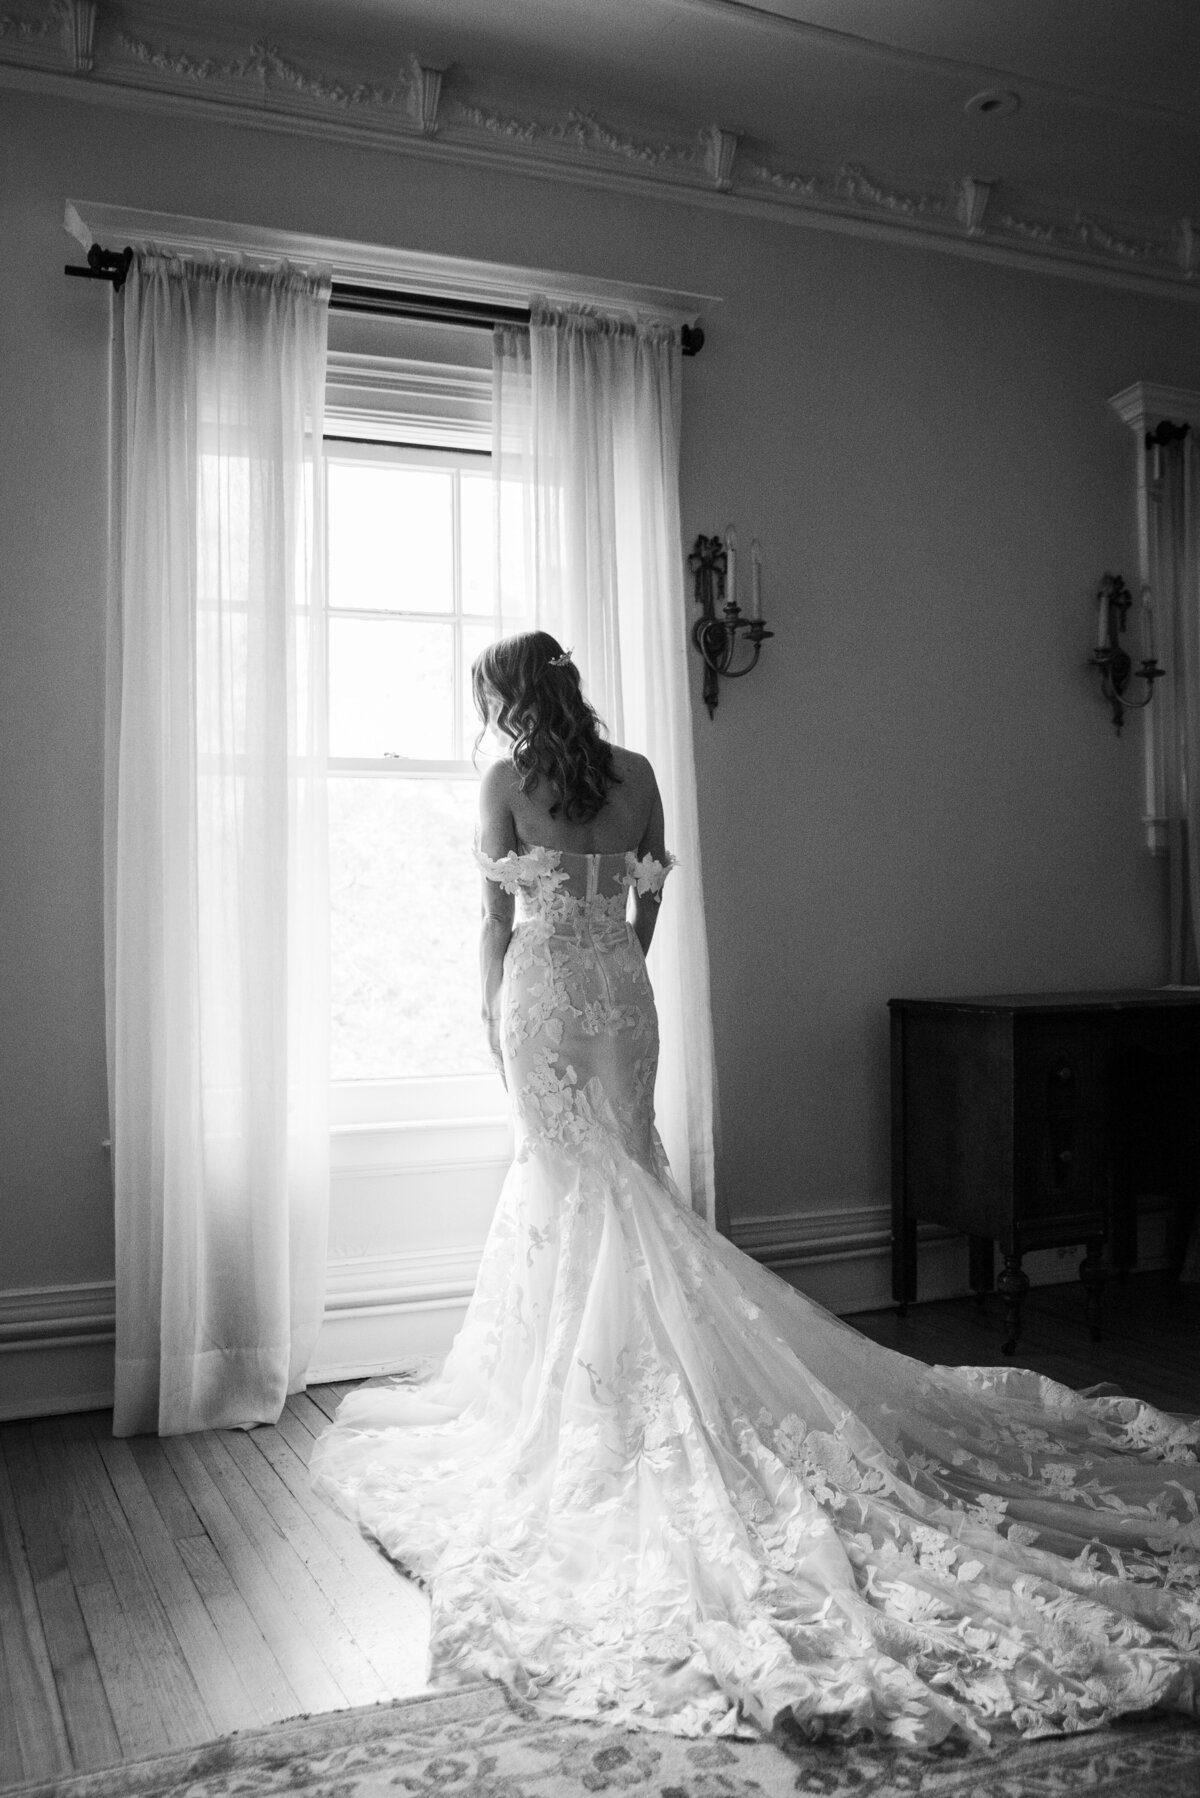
[324, 431, 497, 1114]
[324, 436, 495, 772]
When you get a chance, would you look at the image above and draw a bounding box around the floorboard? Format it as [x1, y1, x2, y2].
[1, 1425, 123, 1774]
[174, 1532, 302, 1726]
[158, 1434, 349, 1716]
[188, 1430, 389, 1707]
[221, 1430, 419, 1691]
[0, 1271, 1194, 1790]
[0, 1455, 71, 1785]
[303, 1384, 343, 1424]
[287, 1389, 338, 1437]
[86, 1422, 250, 1739]
[31, 1424, 175, 1761]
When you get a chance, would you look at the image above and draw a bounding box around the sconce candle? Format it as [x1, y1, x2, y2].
[1089, 572, 1164, 734]
[687, 532, 774, 718]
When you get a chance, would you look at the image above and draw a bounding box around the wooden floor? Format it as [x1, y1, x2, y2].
[0, 1385, 429, 1790]
[1, 1273, 1197, 1789]
[848, 1268, 1200, 1417]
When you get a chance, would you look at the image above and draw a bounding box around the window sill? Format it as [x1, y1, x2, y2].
[331, 1112, 512, 1174]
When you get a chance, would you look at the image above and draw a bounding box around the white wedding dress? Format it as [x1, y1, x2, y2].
[311, 845, 1200, 1746]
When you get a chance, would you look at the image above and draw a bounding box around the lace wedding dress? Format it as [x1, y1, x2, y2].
[311, 845, 1200, 1746]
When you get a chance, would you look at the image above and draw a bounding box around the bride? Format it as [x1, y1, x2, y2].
[311, 630, 1200, 1747]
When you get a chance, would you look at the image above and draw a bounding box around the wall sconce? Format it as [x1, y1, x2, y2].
[1089, 572, 1164, 735]
[688, 529, 773, 718]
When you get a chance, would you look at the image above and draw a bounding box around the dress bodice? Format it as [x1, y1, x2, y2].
[473, 840, 673, 1171]
[474, 842, 674, 941]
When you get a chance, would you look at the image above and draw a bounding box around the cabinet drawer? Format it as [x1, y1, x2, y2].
[1013, 1017, 1098, 1119]
[1013, 1117, 1100, 1219]
[1013, 1018, 1100, 1221]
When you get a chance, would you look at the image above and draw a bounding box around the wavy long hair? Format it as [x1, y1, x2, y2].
[472, 631, 619, 822]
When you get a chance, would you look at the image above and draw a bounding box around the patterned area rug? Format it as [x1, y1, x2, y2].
[8, 1683, 1199, 1798]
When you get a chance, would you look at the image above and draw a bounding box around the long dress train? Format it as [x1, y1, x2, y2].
[310, 845, 1200, 1746]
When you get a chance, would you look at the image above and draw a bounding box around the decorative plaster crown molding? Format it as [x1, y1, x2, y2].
[0, 0, 59, 39]
[5, 1, 1200, 304]
[116, 30, 424, 119]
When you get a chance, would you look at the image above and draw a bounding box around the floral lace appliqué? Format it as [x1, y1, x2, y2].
[311, 835, 1200, 1750]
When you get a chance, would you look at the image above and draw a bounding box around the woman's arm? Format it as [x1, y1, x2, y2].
[478, 761, 517, 1078]
[631, 775, 668, 957]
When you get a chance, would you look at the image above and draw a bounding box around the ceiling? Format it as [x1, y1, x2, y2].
[158, 0, 1200, 221]
[6, 0, 1200, 283]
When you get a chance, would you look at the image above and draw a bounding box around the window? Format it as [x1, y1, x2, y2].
[326, 438, 510, 1104]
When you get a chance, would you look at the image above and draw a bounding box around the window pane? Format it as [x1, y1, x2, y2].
[330, 619, 453, 758]
[328, 460, 453, 612]
[460, 622, 498, 757]
[460, 471, 494, 617]
[330, 776, 490, 1078]
[497, 476, 530, 619]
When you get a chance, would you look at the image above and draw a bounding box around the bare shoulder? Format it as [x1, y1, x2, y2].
[480, 757, 519, 804]
[610, 745, 657, 796]
[478, 758, 519, 856]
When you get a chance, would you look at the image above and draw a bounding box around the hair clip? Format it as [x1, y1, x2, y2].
[548, 651, 573, 667]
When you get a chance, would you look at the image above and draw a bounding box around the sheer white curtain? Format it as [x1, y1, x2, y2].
[106, 253, 331, 1435]
[1153, 437, 1200, 1280]
[1154, 437, 1200, 986]
[493, 303, 718, 1227]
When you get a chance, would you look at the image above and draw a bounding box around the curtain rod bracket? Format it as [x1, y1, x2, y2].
[65, 244, 133, 291]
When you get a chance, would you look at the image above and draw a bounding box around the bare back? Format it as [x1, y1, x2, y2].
[480, 745, 666, 864]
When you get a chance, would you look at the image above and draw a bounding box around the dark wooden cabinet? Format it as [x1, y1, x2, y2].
[889, 991, 1200, 1353]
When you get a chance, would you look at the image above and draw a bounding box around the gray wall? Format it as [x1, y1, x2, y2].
[1, 88, 1189, 1290]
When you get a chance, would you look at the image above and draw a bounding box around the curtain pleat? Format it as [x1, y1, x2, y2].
[106, 253, 331, 1435]
[493, 304, 719, 1227]
[1150, 439, 1200, 1280]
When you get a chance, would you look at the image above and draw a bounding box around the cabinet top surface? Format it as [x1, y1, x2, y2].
[889, 988, 1200, 1014]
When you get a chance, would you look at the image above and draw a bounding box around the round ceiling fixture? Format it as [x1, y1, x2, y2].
[965, 88, 1021, 120]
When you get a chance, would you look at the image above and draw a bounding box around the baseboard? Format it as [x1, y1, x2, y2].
[0, 1205, 1177, 1421]
[0, 1282, 116, 1420]
[0, 1280, 117, 1351]
[730, 1200, 1175, 1316]
[0, 1245, 488, 1420]
[308, 1244, 483, 1380]
[731, 1204, 968, 1314]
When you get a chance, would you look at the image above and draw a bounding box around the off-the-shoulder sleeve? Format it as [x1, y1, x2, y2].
[472, 843, 526, 895]
[625, 851, 677, 896]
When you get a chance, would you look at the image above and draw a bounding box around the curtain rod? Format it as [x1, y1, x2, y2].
[64, 245, 704, 356]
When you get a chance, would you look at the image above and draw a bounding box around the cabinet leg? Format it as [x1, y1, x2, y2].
[1080, 1236, 1106, 1341]
[996, 1252, 1029, 1357]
